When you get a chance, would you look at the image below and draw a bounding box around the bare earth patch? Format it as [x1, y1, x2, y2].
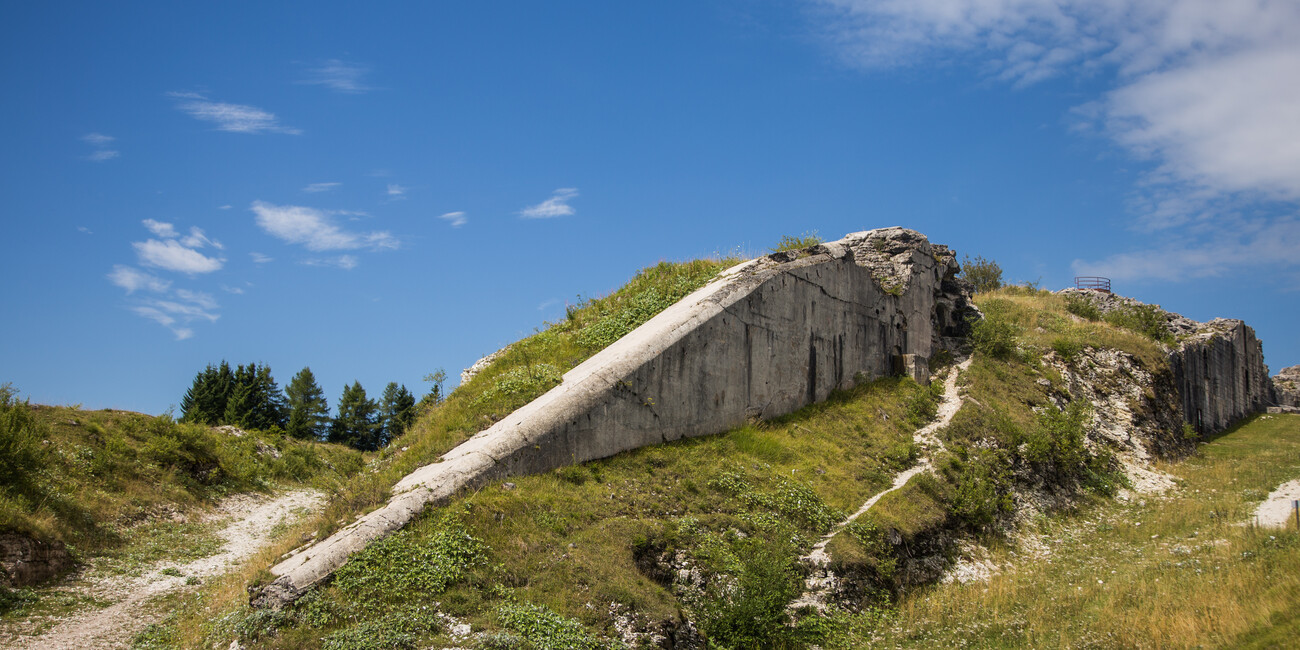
[1251, 479, 1300, 529]
[3, 489, 323, 650]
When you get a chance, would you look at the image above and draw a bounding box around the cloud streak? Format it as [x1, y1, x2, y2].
[169, 92, 301, 135]
[519, 188, 579, 219]
[251, 201, 398, 263]
[298, 59, 373, 94]
[81, 132, 118, 161]
[438, 211, 467, 227]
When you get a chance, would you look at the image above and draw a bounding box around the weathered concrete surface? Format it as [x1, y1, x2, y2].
[1170, 319, 1274, 434]
[1274, 365, 1300, 408]
[252, 227, 974, 608]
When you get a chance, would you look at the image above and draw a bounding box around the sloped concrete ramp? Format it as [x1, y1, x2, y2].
[253, 227, 974, 608]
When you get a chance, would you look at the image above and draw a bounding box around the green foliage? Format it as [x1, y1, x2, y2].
[0, 585, 37, 615]
[769, 231, 823, 253]
[181, 361, 287, 431]
[0, 385, 49, 502]
[472, 364, 563, 411]
[285, 366, 330, 440]
[575, 260, 730, 350]
[695, 537, 804, 649]
[379, 382, 417, 443]
[1064, 294, 1102, 321]
[1104, 303, 1174, 345]
[969, 303, 1018, 359]
[942, 449, 1014, 529]
[330, 381, 381, 451]
[332, 509, 486, 607]
[1051, 336, 1085, 362]
[960, 254, 1003, 293]
[321, 605, 443, 650]
[711, 472, 842, 533]
[494, 601, 609, 650]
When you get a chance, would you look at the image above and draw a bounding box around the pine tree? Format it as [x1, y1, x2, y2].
[330, 382, 380, 451]
[379, 382, 417, 446]
[285, 367, 330, 440]
[221, 363, 288, 432]
[180, 361, 236, 425]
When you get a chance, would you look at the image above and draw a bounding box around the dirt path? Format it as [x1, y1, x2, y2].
[791, 358, 972, 610]
[4, 489, 323, 650]
[1252, 479, 1300, 529]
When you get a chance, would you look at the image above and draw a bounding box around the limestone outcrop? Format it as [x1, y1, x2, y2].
[1274, 365, 1300, 408]
[0, 533, 72, 587]
[1057, 289, 1274, 435]
[253, 227, 975, 608]
[1170, 319, 1274, 434]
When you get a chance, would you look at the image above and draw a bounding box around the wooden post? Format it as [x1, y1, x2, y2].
[1294, 500, 1299, 530]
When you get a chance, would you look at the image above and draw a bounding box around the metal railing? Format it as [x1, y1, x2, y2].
[1074, 276, 1111, 292]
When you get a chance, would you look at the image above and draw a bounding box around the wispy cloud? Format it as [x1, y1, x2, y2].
[168, 91, 301, 135]
[438, 211, 467, 227]
[812, 0, 1300, 279]
[77, 226, 93, 235]
[298, 59, 373, 94]
[133, 239, 224, 274]
[386, 184, 407, 197]
[303, 182, 341, 193]
[519, 188, 579, 219]
[303, 254, 359, 270]
[143, 219, 179, 239]
[250, 252, 273, 264]
[82, 133, 114, 146]
[81, 132, 119, 162]
[1073, 216, 1300, 283]
[108, 265, 171, 294]
[251, 201, 399, 258]
[130, 288, 220, 340]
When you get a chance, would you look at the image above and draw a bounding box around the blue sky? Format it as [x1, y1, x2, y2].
[3, 1, 1298, 415]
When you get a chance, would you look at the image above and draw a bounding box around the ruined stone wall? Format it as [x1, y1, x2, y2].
[255, 227, 973, 608]
[1273, 366, 1300, 408]
[1169, 320, 1275, 434]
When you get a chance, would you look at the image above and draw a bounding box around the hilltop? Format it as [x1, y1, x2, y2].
[4, 229, 1299, 649]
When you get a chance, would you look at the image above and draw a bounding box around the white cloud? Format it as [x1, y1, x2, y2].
[181, 226, 222, 250]
[82, 133, 115, 146]
[108, 265, 171, 294]
[126, 287, 220, 340]
[1073, 216, 1300, 282]
[250, 252, 274, 264]
[813, 0, 1300, 280]
[387, 184, 407, 197]
[303, 254, 359, 270]
[299, 59, 373, 94]
[142, 219, 179, 239]
[439, 211, 468, 227]
[303, 182, 341, 193]
[77, 226, 92, 235]
[81, 133, 118, 161]
[251, 201, 399, 252]
[519, 188, 579, 219]
[133, 239, 224, 274]
[218, 205, 233, 210]
[169, 92, 301, 135]
[222, 285, 245, 294]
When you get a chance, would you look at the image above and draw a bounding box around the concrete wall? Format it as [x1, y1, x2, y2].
[1273, 366, 1300, 408]
[1169, 319, 1276, 434]
[253, 227, 973, 608]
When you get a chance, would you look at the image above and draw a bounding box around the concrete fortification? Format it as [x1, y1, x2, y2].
[253, 227, 975, 608]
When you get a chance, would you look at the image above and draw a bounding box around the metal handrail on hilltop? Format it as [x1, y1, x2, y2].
[1074, 276, 1111, 292]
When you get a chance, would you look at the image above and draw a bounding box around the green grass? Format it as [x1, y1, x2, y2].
[838, 413, 1300, 648]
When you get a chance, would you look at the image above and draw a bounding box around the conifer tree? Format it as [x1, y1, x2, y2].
[330, 381, 380, 451]
[180, 361, 236, 425]
[285, 367, 330, 440]
[218, 362, 287, 431]
[379, 382, 416, 445]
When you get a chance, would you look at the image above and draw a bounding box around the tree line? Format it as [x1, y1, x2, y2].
[178, 362, 442, 451]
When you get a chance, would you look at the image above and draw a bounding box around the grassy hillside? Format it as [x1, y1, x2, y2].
[0, 388, 361, 551]
[141, 274, 1295, 649]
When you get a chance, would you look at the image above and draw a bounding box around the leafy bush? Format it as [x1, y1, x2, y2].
[968, 312, 1018, 360]
[942, 449, 1015, 529]
[695, 537, 804, 649]
[321, 605, 442, 650]
[1104, 304, 1173, 345]
[332, 509, 486, 607]
[0, 385, 49, 501]
[960, 255, 1003, 293]
[769, 231, 823, 253]
[710, 472, 841, 533]
[1051, 336, 1084, 362]
[1064, 294, 1102, 321]
[494, 601, 606, 650]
